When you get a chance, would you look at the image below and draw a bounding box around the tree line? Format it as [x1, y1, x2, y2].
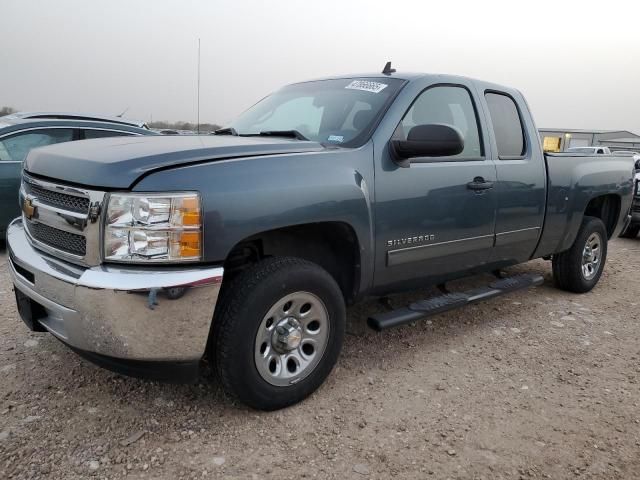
[1, 106, 17, 116]
[147, 120, 221, 132]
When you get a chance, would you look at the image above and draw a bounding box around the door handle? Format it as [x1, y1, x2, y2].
[467, 177, 494, 191]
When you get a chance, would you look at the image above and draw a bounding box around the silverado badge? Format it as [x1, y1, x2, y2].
[22, 197, 36, 220]
[387, 234, 435, 248]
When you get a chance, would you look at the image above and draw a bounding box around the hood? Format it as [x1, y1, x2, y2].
[24, 135, 325, 189]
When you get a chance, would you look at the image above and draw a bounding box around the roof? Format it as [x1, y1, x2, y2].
[1, 112, 147, 129]
[303, 71, 433, 82]
[600, 137, 640, 143]
[292, 71, 519, 98]
[539, 128, 624, 134]
[0, 117, 156, 137]
[539, 128, 640, 138]
[299, 70, 512, 86]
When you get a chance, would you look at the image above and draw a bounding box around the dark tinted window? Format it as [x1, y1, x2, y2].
[83, 129, 134, 140]
[396, 86, 483, 159]
[485, 92, 525, 158]
[0, 128, 74, 162]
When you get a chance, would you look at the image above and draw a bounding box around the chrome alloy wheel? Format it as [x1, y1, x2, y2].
[582, 232, 602, 280]
[254, 291, 330, 386]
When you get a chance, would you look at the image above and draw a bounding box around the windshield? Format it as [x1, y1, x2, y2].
[228, 78, 405, 147]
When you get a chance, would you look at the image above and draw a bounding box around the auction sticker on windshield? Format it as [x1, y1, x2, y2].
[345, 80, 388, 94]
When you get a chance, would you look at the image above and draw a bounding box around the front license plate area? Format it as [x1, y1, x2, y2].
[14, 289, 47, 332]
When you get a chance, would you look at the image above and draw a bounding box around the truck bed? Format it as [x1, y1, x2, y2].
[533, 152, 634, 258]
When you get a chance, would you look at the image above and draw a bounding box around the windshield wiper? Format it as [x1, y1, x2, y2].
[213, 127, 239, 136]
[249, 130, 309, 141]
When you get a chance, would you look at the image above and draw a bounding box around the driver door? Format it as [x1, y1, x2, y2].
[373, 83, 497, 290]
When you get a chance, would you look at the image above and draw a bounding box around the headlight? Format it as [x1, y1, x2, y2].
[104, 193, 202, 263]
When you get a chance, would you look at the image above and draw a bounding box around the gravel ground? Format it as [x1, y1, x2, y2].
[1, 238, 639, 479]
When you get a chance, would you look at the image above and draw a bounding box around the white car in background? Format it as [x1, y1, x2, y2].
[567, 146, 611, 155]
[612, 150, 640, 162]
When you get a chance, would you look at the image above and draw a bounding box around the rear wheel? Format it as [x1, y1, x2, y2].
[211, 257, 345, 410]
[620, 224, 639, 239]
[552, 216, 608, 293]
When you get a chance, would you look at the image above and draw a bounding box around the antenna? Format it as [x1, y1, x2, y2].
[197, 38, 201, 134]
[116, 107, 129, 118]
[382, 61, 396, 75]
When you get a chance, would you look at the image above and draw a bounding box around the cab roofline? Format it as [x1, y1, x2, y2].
[287, 72, 516, 93]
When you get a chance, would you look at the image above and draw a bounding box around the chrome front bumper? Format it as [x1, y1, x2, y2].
[7, 218, 223, 363]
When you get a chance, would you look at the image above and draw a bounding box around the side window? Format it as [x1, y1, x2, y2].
[0, 142, 11, 161]
[396, 86, 483, 159]
[485, 92, 526, 158]
[83, 129, 134, 140]
[0, 128, 74, 162]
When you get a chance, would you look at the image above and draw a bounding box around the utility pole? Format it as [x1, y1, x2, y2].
[197, 38, 201, 134]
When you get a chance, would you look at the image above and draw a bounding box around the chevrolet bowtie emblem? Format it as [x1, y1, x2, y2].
[23, 197, 36, 220]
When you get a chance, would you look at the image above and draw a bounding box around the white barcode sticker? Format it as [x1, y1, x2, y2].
[345, 80, 388, 94]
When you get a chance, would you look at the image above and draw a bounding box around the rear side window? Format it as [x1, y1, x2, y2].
[0, 128, 74, 162]
[485, 92, 525, 158]
[83, 129, 134, 139]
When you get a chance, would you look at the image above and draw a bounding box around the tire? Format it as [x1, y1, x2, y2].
[552, 216, 608, 293]
[211, 257, 346, 410]
[620, 224, 639, 239]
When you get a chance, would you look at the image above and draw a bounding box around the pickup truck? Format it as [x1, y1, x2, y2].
[620, 159, 640, 238]
[6, 69, 635, 410]
[566, 146, 612, 155]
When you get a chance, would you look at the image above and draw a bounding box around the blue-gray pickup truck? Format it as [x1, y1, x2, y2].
[620, 164, 640, 238]
[6, 69, 635, 410]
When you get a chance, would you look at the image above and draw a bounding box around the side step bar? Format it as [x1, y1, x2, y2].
[367, 273, 544, 331]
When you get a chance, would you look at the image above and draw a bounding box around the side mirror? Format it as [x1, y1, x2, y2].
[391, 124, 464, 167]
[635, 159, 640, 170]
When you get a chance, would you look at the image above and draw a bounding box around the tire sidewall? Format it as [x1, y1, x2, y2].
[574, 218, 608, 291]
[217, 260, 345, 410]
[621, 224, 639, 238]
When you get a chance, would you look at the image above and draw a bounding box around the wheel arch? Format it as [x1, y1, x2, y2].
[582, 194, 621, 239]
[221, 221, 363, 304]
[556, 193, 622, 253]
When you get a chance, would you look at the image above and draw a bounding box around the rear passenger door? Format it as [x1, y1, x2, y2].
[483, 91, 546, 265]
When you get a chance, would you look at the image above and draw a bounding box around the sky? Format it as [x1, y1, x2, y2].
[2, 0, 639, 132]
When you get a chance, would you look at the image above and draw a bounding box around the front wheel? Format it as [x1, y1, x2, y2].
[552, 216, 608, 293]
[211, 257, 346, 410]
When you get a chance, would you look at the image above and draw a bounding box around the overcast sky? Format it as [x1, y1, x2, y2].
[2, 0, 639, 132]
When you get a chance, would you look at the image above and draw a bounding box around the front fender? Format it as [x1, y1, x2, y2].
[133, 144, 376, 293]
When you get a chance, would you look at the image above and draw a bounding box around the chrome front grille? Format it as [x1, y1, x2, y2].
[21, 173, 106, 266]
[24, 183, 91, 213]
[28, 222, 87, 256]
